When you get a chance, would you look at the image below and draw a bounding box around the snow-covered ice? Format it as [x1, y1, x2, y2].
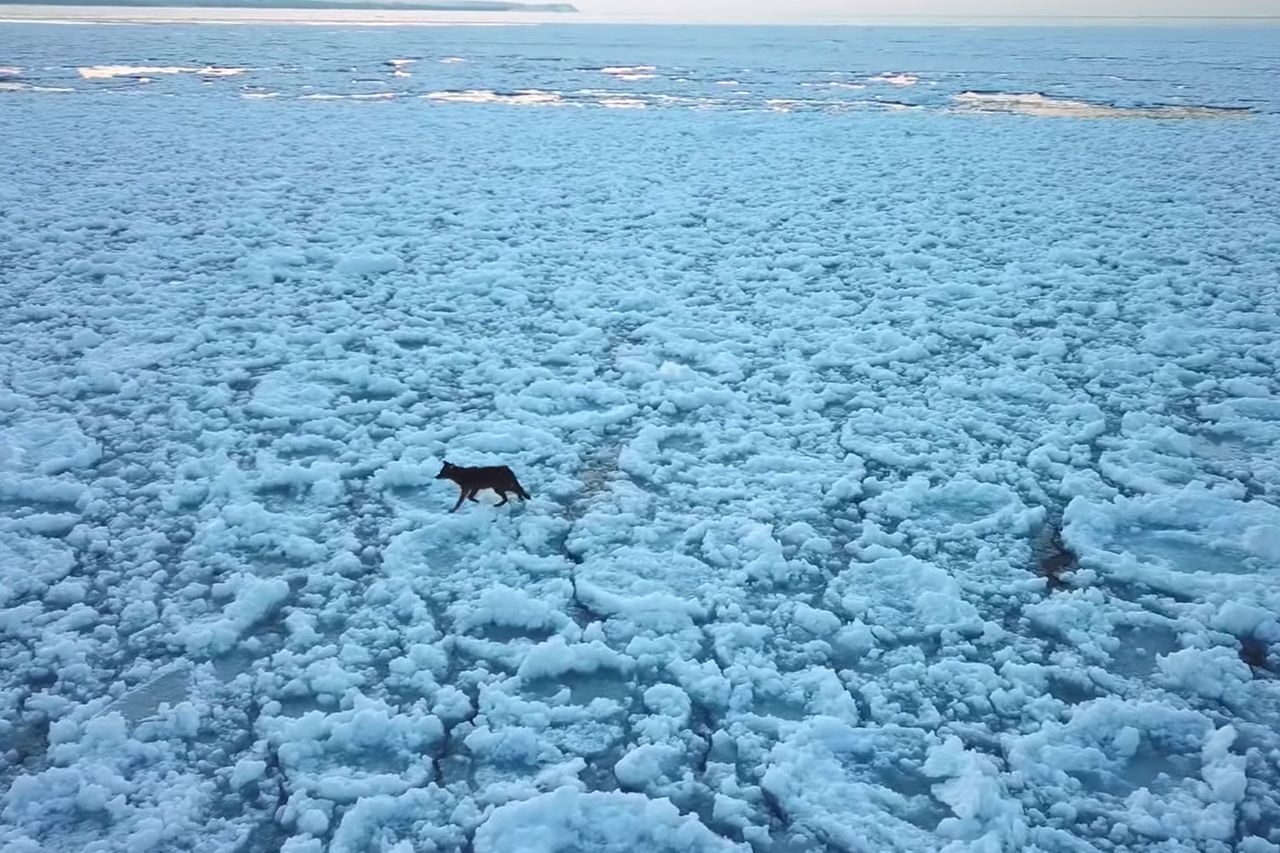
[1, 20, 1279, 853]
[951, 91, 1249, 120]
[77, 65, 246, 80]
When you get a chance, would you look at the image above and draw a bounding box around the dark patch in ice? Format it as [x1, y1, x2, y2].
[383, 484, 438, 511]
[1, 718, 50, 787]
[1048, 676, 1099, 706]
[1110, 624, 1179, 678]
[524, 671, 634, 707]
[343, 386, 401, 402]
[235, 698, 293, 853]
[1068, 744, 1197, 799]
[0, 493, 81, 516]
[752, 695, 808, 722]
[469, 622, 555, 644]
[273, 440, 341, 461]
[1122, 745, 1198, 793]
[254, 480, 309, 512]
[565, 577, 602, 630]
[213, 648, 258, 682]
[108, 666, 191, 722]
[26, 667, 58, 688]
[658, 431, 703, 456]
[759, 785, 843, 853]
[1034, 517, 1077, 592]
[392, 333, 432, 350]
[1240, 636, 1273, 674]
[222, 373, 259, 392]
[878, 763, 952, 831]
[275, 694, 328, 718]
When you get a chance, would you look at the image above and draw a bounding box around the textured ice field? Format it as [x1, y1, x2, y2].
[2, 21, 1280, 853]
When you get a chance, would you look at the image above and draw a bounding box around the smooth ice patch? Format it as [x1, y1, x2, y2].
[599, 65, 657, 81]
[869, 72, 919, 86]
[303, 92, 396, 101]
[261, 699, 444, 802]
[575, 547, 713, 630]
[1007, 699, 1245, 841]
[0, 413, 101, 475]
[473, 787, 745, 853]
[596, 95, 646, 109]
[0, 532, 76, 608]
[763, 719, 950, 852]
[78, 65, 245, 80]
[335, 248, 402, 275]
[826, 554, 983, 638]
[248, 374, 336, 421]
[863, 477, 1041, 542]
[106, 665, 193, 723]
[425, 89, 564, 106]
[1064, 484, 1280, 595]
[953, 91, 1249, 119]
[0, 81, 73, 94]
[179, 574, 290, 656]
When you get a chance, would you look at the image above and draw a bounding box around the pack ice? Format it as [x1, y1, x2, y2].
[2, 21, 1278, 853]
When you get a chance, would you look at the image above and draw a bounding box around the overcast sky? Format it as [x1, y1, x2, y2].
[569, 0, 1280, 22]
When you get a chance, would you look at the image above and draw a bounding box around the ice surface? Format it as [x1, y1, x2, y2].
[952, 91, 1250, 119]
[77, 65, 245, 80]
[1, 19, 1279, 853]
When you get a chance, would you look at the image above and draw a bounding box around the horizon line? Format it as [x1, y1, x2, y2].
[2, 5, 1280, 26]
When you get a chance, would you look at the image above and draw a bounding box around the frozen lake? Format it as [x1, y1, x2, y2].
[2, 20, 1279, 853]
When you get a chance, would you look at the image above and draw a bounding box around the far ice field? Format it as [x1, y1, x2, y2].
[2, 21, 1279, 853]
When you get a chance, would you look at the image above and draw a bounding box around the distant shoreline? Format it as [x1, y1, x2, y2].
[1, 4, 1278, 26]
[0, 0, 577, 10]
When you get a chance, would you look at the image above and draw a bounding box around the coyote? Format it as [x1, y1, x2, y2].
[436, 461, 530, 512]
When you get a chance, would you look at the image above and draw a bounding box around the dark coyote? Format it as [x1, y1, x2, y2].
[436, 461, 530, 512]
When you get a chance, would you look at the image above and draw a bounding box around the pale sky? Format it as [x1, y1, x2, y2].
[569, 0, 1280, 22]
[4, 0, 1275, 24]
